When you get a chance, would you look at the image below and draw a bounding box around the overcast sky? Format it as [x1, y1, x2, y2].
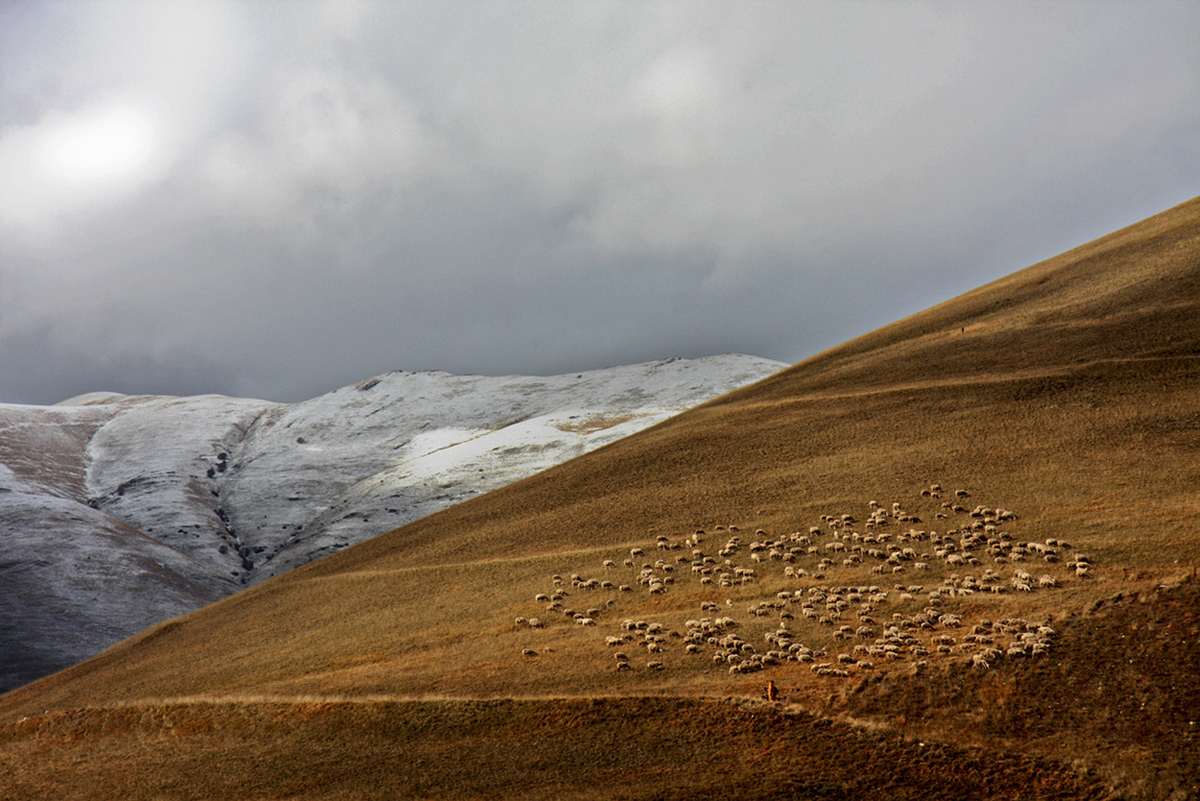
[1, 1, 1196, 405]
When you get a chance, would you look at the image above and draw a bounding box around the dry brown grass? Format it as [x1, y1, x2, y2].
[0, 696, 1100, 800]
[2, 195, 1199, 799]
[552, 412, 641, 434]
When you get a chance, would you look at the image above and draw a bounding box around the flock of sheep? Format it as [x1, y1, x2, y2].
[516, 485, 1094, 683]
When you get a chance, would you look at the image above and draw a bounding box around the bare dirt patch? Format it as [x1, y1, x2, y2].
[552, 413, 641, 435]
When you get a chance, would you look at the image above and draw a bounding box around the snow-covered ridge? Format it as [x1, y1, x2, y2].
[0, 355, 786, 690]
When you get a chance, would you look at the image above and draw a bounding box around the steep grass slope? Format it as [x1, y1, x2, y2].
[2, 196, 1198, 800]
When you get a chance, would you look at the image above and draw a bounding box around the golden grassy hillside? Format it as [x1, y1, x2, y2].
[2, 196, 1199, 800]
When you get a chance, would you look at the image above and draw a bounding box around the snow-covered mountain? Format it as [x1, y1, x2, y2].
[0, 355, 785, 690]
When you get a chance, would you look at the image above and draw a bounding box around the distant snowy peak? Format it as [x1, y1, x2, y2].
[221, 354, 788, 581]
[53, 391, 135, 406]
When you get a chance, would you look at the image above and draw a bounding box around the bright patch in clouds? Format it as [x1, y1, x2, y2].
[0, 98, 166, 232]
[634, 50, 718, 116]
[41, 103, 158, 184]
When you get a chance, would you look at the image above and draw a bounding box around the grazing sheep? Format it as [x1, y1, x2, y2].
[522, 648, 538, 657]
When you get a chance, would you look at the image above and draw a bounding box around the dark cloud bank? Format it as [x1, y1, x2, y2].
[1, 1, 1197, 405]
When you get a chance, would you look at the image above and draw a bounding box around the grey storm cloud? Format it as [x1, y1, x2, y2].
[1, 1, 1197, 405]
